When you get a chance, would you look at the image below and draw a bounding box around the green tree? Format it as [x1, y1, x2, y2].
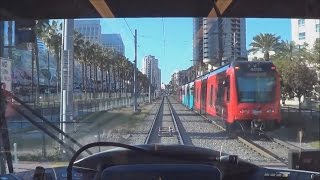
[249, 33, 281, 61]
[273, 40, 298, 61]
[310, 39, 320, 70]
[273, 60, 294, 99]
[281, 61, 317, 109]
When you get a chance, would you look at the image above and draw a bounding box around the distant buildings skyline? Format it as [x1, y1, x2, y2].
[74, 19, 125, 56]
[142, 55, 161, 90]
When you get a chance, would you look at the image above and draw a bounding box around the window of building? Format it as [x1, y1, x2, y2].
[316, 24, 320, 32]
[298, 32, 305, 40]
[298, 19, 305, 27]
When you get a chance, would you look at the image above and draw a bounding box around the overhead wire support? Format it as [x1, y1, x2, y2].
[123, 18, 138, 112]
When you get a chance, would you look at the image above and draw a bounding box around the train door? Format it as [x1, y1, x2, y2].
[186, 84, 190, 108]
[206, 76, 216, 116]
[216, 77, 225, 118]
[189, 83, 194, 109]
[200, 78, 207, 114]
[224, 77, 230, 121]
[194, 80, 201, 111]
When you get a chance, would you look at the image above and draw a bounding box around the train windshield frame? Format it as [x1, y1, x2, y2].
[235, 70, 276, 103]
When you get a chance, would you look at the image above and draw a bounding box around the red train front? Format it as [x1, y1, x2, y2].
[193, 61, 281, 132]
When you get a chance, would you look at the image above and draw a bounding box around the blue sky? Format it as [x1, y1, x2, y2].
[100, 18, 291, 84]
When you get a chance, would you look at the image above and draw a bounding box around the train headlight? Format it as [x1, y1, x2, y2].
[266, 109, 275, 113]
[240, 109, 249, 114]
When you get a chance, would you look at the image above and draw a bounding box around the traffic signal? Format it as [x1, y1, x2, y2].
[15, 20, 36, 44]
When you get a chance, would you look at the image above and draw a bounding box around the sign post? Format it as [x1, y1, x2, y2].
[0, 58, 12, 92]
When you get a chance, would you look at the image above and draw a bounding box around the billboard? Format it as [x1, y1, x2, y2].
[0, 57, 12, 92]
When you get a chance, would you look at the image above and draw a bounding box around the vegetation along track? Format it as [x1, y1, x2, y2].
[144, 96, 184, 145]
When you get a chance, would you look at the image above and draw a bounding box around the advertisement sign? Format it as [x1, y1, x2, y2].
[0, 57, 12, 92]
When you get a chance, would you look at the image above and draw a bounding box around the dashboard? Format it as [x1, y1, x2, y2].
[0, 144, 319, 180]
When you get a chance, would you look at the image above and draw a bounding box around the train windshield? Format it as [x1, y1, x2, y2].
[236, 73, 276, 103]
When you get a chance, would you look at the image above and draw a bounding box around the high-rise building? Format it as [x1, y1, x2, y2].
[291, 19, 320, 48]
[193, 18, 247, 67]
[101, 34, 125, 55]
[193, 18, 203, 65]
[142, 55, 161, 90]
[74, 19, 101, 44]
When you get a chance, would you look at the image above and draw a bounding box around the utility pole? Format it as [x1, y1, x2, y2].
[218, 18, 223, 66]
[133, 29, 137, 112]
[60, 19, 74, 148]
[233, 31, 236, 62]
[149, 65, 152, 103]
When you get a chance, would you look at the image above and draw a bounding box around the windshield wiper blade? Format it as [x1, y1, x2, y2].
[4, 90, 93, 155]
[9, 103, 77, 155]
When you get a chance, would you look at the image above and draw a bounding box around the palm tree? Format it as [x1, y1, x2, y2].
[74, 32, 86, 91]
[34, 20, 50, 104]
[273, 41, 312, 62]
[273, 40, 298, 61]
[103, 48, 115, 97]
[91, 44, 102, 95]
[82, 41, 93, 92]
[125, 60, 134, 97]
[41, 20, 62, 93]
[249, 33, 281, 61]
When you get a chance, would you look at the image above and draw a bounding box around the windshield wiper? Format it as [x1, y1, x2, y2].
[4, 90, 93, 156]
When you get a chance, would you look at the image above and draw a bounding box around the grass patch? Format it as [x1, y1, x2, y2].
[9, 103, 154, 154]
[18, 149, 70, 162]
[311, 140, 320, 149]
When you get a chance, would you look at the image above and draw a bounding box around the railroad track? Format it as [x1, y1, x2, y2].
[195, 108, 295, 166]
[144, 96, 184, 145]
[169, 96, 296, 167]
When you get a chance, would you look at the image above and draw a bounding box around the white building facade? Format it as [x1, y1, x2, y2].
[291, 19, 320, 48]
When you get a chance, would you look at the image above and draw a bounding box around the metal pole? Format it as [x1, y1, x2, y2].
[133, 30, 137, 112]
[149, 63, 152, 103]
[60, 19, 74, 148]
[148, 80, 151, 103]
[233, 31, 236, 62]
[47, 50, 50, 93]
[218, 18, 223, 66]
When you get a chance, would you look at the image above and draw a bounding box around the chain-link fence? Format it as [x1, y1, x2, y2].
[281, 106, 320, 137]
[5, 93, 149, 163]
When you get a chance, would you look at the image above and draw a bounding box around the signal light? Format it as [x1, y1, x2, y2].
[235, 66, 240, 70]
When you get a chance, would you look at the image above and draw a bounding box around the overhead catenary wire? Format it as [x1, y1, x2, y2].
[162, 18, 166, 56]
[123, 18, 134, 37]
